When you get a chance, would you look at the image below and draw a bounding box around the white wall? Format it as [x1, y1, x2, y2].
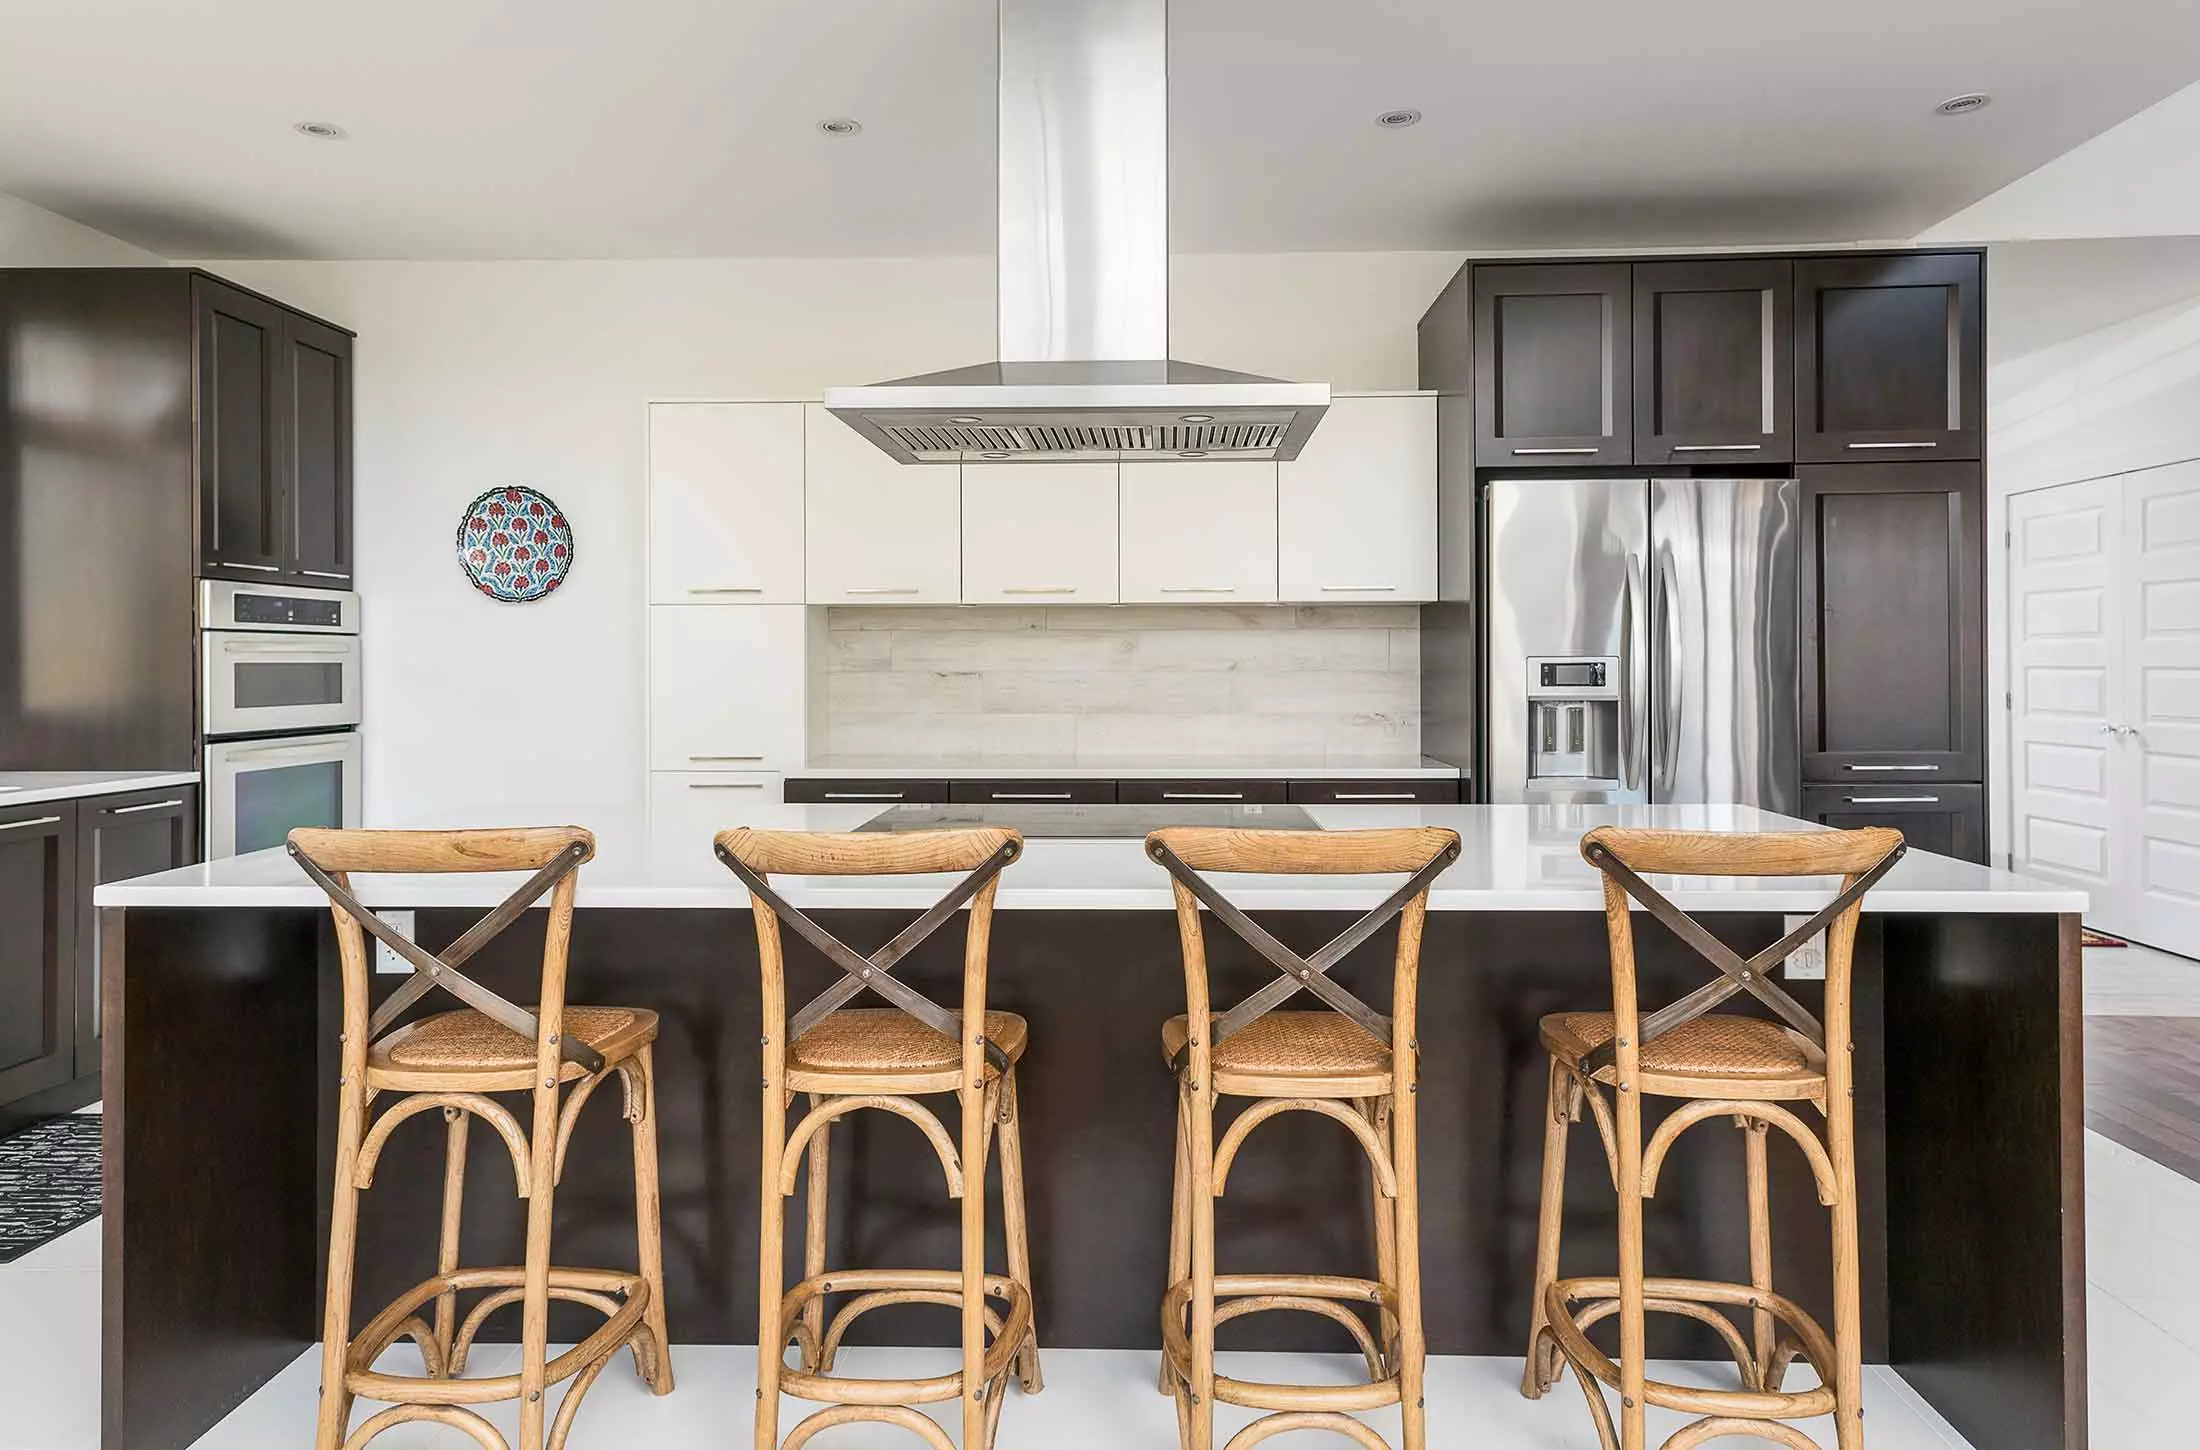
[0, 188, 162, 266]
[203, 252, 1461, 822]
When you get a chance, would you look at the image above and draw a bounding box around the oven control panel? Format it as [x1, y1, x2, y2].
[232, 592, 345, 629]
[199, 578, 358, 635]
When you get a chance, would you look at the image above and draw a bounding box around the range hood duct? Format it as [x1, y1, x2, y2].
[824, 0, 1328, 464]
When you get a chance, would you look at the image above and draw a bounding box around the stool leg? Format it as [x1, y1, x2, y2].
[1830, 1137, 1864, 1450]
[1159, 1084, 1192, 1395]
[1615, 1078, 1648, 1450]
[434, 1107, 470, 1375]
[630, 1047, 675, 1394]
[1366, 1097, 1399, 1370]
[1185, 1079, 1217, 1450]
[960, 1075, 989, 1450]
[1743, 1119, 1774, 1390]
[998, 1069, 1044, 1394]
[1521, 1058, 1569, 1399]
[315, 1086, 369, 1450]
[756, 1086, 789, 1450]
[518, 1079, 562, 1450]
[801, 1092, 830, 1372]
[1391, 1078, 1428, 1450]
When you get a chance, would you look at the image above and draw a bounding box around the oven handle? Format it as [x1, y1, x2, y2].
[217, 740, 356, 761]
[218, 639, 359, 657]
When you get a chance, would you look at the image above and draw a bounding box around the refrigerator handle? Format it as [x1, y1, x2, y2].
[1621, 552, 1646, 793]
[1655, 546, 1683, 797]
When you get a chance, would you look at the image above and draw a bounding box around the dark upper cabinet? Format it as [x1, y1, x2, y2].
[1800, 462, 1985, 784]
[1794, 252, 1984, 463]
[74, 787, 197, 1074]
[0, 801, 78, 1108]
[1632, 258, 1792, 465]
[194, 274, 355, 586]
[1801, 783, 1985, 865]
[1473, 263, 1633, 467]
[282, 314, 354, 585]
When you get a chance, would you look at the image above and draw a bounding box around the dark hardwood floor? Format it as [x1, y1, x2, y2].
[2085, 1014, 2200, 1182]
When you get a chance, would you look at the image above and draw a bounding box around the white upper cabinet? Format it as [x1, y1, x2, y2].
[960, 463, 1119, 603]
[803, 404, 961, 604]
[1118, 461, 1278, 604]
[1278, 394, 1437, 603]
[647, 402, 806, 603]
[647, 604, 813, 771]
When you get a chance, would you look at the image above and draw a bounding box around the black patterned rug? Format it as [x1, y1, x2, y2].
[0, 1114, 101, 1263]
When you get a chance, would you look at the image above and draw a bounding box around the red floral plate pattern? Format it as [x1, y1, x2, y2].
[455, 486, 573, 602]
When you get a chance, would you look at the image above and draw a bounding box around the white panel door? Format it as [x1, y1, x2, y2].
[1118, 461, 1277, 604]
[803, 404, 961, 604]
[1278, 394, 1437, 602]
[2122, 461, 2200, 954]
[648, 402, 806, 603]
[647, 604, 811, 771]
[2007, 478, 2124, 918]
[960, 463, 1119, 603]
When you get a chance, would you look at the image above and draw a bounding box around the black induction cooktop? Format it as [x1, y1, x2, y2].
[856, 802, 1320, 838]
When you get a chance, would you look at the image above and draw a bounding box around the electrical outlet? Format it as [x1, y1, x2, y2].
[373, 909, 418, 975]
[1782, 914, 1826, 981]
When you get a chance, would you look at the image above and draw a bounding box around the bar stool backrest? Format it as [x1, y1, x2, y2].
[1576, 825, 1907, 1079]
[288, 825, 600, 1083]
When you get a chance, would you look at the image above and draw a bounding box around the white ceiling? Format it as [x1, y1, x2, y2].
[2, 0, 2197, 260]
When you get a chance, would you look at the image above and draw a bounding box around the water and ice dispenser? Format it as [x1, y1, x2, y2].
[1523, 657, 1621, 790]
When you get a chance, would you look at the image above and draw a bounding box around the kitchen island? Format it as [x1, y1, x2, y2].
[93, 804, 2085, 1450]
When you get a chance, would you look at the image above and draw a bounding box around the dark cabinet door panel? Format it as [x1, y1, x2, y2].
[283, 315, 353, 584]
[0, 802, 77, 1107]
[194, 277, 289, 578]
[1287, 779, 1461, 805]
[1800, 462, 1984, 782]
[1795, 252, 1983, 462]
[782, 778, 950, 805]
[1113, 779, 1290, 806]
[75, 787, 197, 1072]
[948, 779, 1118, 805]
[1802, 784, 1985, 865]
[1633, 258, 1792, 464]
[1473, 263, 1633, 466]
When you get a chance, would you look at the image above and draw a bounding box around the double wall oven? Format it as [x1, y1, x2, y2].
[199, 580, 363, 857]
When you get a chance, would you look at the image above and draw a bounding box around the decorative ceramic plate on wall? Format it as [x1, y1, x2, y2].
[455, 486, 573, 602]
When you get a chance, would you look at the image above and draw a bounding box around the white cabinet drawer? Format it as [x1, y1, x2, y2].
[648, 402, 806, 603]
[647, 605, 812, 770]
[960, 463, 1119, 603]
[647, 771, 795, 877]
[1118, 461, 1277, 603]
[1279, 394, 1437, 602]
[804, 404, 961, 603]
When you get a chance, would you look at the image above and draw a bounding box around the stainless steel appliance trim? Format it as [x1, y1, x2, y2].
[218, 639, 358, 657]
[1621, 556, 1645, 792]
[107, 799, 186, 815]
[198, 578, 361, 634]
[0, 815, 61, 832]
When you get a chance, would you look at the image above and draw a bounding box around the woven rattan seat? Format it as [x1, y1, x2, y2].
[791, 1009, 1028, 1078]
[368, 1006, 658, 1084]
[1540, 1011, 1822, 1097]
[1162, 1011, 1393, 1097]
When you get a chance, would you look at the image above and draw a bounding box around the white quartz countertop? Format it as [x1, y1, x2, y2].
[791, 756, 1462, 781]
[0, 771, 200, 808]
[95, 803, 2085, 915]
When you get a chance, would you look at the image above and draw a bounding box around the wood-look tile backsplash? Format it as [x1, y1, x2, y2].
[823, 605, 1421, 761]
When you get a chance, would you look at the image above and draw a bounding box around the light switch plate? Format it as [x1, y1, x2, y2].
[1782, 914, 1826, 981]
[373, 909, 418, 975]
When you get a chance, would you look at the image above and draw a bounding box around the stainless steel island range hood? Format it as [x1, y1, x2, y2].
[824, 0, 1329, 465]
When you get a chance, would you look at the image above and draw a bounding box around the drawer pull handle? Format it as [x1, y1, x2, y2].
[1513, 447, 1598, 456]
[1845, 795, 1940, 805]
[108, 799, 187, 815]
[1330, 791, 1417, 801]
[687, 782, 764, 791]
[1001, 587, 1078, 596]
[691, 754, 765, 763]
[845, 587, 922, 596]
[1319, 585, 1397, 593]
[299, 570, 351, 580]
[1162, 791, 1244, 801]
[0, 814, 62, 832]
[822, 791, 906, 801]
[688, 586, 765, 595]
[1672, 444, 1762, 453]
[991, 791, 1073, 800]
[1160, 586, 1237, 595]
[220, 562, 283, 572]
[1844, 441, 1937, 450]
[1844, 764, 1938, 772]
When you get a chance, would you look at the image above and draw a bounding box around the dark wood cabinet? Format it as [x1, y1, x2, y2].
[1801, 783, 1985, 865]
[74, 787, 197, 1072]
[0, 801, 78, 1108]
[1800, 462, 1985, 784]
[1795, 252, 1983, 463]
[1473, 263, 1633, 467]
[1632, 258, 1792, 464]
[282, 314, 354, 585]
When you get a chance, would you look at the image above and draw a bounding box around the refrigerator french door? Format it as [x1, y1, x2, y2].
[1484, 477, 1800, 811]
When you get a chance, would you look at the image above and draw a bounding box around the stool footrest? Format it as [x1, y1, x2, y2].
[774, 1269, 1033, 1408]
[344, 1266, 654, 1408]
[1543, 1275, 1838, 1421]
[1161, 1273, 1405, 1414]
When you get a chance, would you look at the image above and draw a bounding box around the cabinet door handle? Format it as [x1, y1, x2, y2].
[1845, 795, 1940, 805]
[0, 814, 62, 832]
[1844, 441, 1937, 450]
[690, 754, 765, 763]
[686, 782, 764, 791]
[845, 587, 921, 596]
[1513, 447, 1598, 456]
[1844, 763, 1939, 772]
[221, 562, 283, 572]
[108, 798, 186, 815]
[990, 791, 1073, 800]
[688, 586, 765, 595]
[822, 791, 906, 801]
[1162, 791, 1244, 801]
[1319, 584, 1397, 593]
[1329, 791, 1417, 801]
[1001, 587, 1078, 596]
[1160, 586, 1237, 595]
[1672, 443, 1762, 453]
[299, 570, 350, 580]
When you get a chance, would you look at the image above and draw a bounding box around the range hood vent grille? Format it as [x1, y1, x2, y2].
[880, 418, 1293, 462]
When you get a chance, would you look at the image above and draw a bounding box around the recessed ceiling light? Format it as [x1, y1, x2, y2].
[294, 121, 347, 140]
[1179, 413, 1215, 423]
[949, 415, 984, 425]
[817, 117, 864, 138]
[1375, 108, 1423, 130]
[1935, 93, 1991, 116]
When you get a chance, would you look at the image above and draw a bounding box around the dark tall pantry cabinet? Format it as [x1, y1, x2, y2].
[1420, 248, 1990, 860]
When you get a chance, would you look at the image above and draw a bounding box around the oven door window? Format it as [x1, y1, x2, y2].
[233, 660, 347, 710]
[234, 761, 346, 854]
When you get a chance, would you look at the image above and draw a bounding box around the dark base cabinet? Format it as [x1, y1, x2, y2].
[75, 788, 198, 1073]
[1802, 784, 1985, 865]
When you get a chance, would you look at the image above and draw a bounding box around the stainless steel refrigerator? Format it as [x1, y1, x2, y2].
[1483, 477, 1800, 810]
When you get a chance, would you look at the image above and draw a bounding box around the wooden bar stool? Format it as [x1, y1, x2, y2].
[1521, 825, 1907, 1450]
[1148, 825, 1462, 1450]
[289, 827, 673, 1450]
[716, 826, 1041, 1450]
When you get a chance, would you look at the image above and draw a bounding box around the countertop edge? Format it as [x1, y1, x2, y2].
[0, 771, 201, 809]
